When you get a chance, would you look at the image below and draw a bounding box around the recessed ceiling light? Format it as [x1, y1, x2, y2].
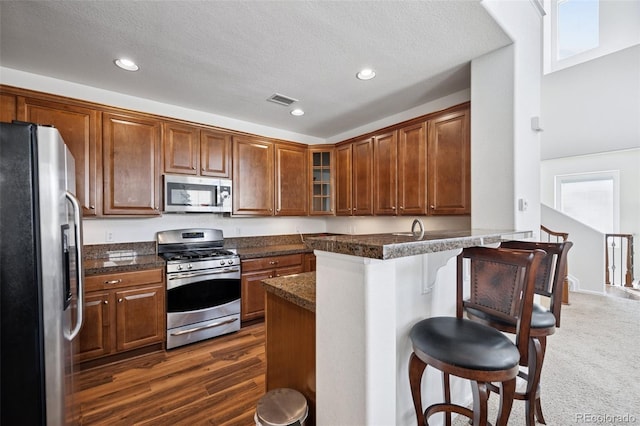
[114, 58, 139, 72]
[290, 108, 305, 116]
[356, 68, 376, 80]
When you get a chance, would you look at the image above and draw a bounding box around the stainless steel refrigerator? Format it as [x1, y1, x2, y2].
[1, 122, 84, 425]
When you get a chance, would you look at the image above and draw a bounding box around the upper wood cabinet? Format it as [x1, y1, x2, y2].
[427, 108, 470, 215]
[373, 130, 398, 215]
[1, 93, 16, 123]
[309, 147, 334, 215]
[162, 123, 231, 178]
[275, 143, 308, 216]
[397, 122, 428, 215]
[233, 136, 274, 215]
[163, 122, 198, 175]
[352, 138, 374, 216]
[16, 97, 100, 216]
[200, 129, 231, 177]
[335, 143, 352, 215]
[336, 138, 373, 216]
[373, 123, 428, 216]
[233, 136, 308, 216]
[102, 112, 162, 215]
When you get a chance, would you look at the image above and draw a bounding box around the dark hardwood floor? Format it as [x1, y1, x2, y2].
[73, 323, 266, 425]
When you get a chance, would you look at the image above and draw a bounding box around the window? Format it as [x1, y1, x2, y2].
[556, 0, 599, 60]
[543, 0, 639, 73]
[555, 171, 619, 233]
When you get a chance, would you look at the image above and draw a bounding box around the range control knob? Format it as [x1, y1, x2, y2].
[227, 259, 234, 265]
[177, 264, 183, 271]
[220, 260, 225, 266]
[187, 263, 193, 270]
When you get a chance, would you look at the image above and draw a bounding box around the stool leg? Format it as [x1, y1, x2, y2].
[471, 381, 489, 426]
[496, 378, 516, 426]
[409, 353, 428, 426]
[524, 337, 545, 426]
[443, 373, 452, 426]
[533, 337, 548, 425]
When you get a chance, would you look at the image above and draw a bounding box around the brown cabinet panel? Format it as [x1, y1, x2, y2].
[115, 284, 165, 352]
[242, 254, 304, 272]
[335, 144, 352, 216]
[1, 93, 16, 122]
[17, 97, 99, 216]
[163, 122, 198, 175]
[276, 143, 308, 216]
[78, 268, 165, 363]
[232, 136, 274, 215]
[398, 122, 427, 215]
[200, 129, 231, 177]
[241, 254, 303, 322]
[76, 291, 112, 362]
[373, 131, 398, 215]
[304, 253, 316, 272]
[427, 109, 470, 215]
[102, 112, 161, 215]
[241, 269, 272, 322]
[352, 138, 373, 216]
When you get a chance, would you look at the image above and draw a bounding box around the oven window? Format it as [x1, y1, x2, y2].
[167, 278, 240, 312]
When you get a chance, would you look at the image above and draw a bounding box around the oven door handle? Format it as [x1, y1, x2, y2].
[168, 268, 240, 280]
[170, 317, 239, 336]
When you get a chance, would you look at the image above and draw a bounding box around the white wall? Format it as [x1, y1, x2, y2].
[541, 204, 605, 294]
[472, 0, 543, 236]
[541, 148, 640, 282]
[541, 44, 640, 160]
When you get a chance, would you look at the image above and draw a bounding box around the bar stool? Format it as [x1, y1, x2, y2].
[465, 240, 572, 425]
[408, 246, 545, 426]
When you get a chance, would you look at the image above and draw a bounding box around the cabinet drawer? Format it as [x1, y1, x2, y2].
[85, 268, 164, 292]
[241, 254, 303, 272]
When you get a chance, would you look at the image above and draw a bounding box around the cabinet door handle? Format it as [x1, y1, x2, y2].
[430, 205, 435, 209]
[118, 298, 123, 303]
[103, 300, 108, 305]
[399, 206, 404, 210]
[392, 206, 396, 210]
[104, 279, 122, 285]
[89, 205, 95, 210]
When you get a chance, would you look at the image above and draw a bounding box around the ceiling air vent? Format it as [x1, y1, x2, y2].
[267, 93, 298, 106]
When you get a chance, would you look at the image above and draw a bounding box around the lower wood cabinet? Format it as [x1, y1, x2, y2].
[240, 254, 304, 322]
[77, 268, 165, 363]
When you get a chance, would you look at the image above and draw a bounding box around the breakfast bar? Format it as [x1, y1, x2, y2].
[295, 229, 530, 426]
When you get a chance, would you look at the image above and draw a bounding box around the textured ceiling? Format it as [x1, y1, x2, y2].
[0, 1, 511, 140]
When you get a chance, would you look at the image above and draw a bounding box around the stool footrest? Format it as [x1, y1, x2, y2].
[425, 403, 477, 426]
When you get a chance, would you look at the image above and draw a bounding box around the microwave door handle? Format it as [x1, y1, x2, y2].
[64, 191, 84, 341]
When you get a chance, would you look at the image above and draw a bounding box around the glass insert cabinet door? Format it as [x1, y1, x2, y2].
[310, 149, 334, 215]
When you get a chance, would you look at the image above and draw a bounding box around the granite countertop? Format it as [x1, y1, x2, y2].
[83, 242, 165, 276]
[304, 229, 532, 260]
[236, 243, 312, 260]
[262, 272, 316, 313]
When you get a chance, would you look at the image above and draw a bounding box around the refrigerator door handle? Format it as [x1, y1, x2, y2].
[64, 191, 84, 341]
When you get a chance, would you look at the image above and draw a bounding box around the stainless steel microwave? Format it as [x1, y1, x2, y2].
[163, 175, 232, 213]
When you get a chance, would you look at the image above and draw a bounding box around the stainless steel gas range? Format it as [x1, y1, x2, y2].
[157, 228, 240, 349]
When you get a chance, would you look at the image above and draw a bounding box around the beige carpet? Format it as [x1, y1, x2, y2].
[451, 292, 640, 425]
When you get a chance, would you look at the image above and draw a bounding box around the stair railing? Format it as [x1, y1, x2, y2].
[605, 234, 635, 287]
[540, 225, 570, 304]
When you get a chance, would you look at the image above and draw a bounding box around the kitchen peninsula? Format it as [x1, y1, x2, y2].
[283, 229, 530, 426]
